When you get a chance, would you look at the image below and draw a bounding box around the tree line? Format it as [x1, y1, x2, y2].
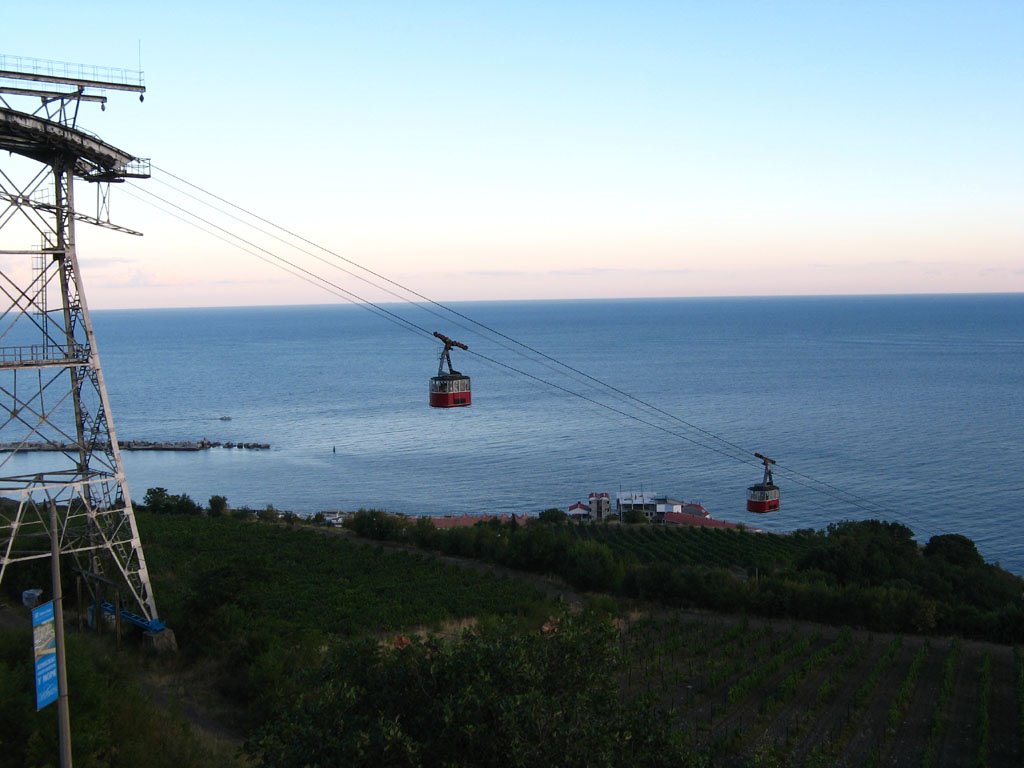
[343, 510, 1024, 644]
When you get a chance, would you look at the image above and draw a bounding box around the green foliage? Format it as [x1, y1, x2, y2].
[538, 507, 568, 524]
[794, 520, 1024, 640]
[976, 653, 992, 767]
[343, 508, 410, 540]
[798, 519, 918, 587]
[622, 507, 647, 524]
[922, 639, 960, 768]
[142, 487, 202, 515]
[502, 520, 569, 572]
[924, 533, 984, 568]
[340, 512, 1024, 643]
[0, 628, 232, 768]
[246, 610, 691, 768]
[410, 515, 442, 548]
[207, 494, 228, 517]
[137, 512, 552, 718]
[564, 539, 624, 592]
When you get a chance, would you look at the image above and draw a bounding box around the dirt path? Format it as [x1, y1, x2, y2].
[138, 661, 249, 749]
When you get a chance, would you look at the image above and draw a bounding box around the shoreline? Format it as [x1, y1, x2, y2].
[0, 439, 270, 452]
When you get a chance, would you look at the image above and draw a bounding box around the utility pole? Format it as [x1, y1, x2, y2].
[49, 500, 73, 768]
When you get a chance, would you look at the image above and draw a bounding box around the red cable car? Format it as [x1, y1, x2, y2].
[429, 331, 471, 408]
[747, 452, 780, 513]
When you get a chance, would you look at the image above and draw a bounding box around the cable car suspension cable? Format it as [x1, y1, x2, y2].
[126, 168, 967, 532]
[146, 167, 765, 464]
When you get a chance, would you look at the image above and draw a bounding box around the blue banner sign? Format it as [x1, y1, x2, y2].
[31, 601, 58, 711]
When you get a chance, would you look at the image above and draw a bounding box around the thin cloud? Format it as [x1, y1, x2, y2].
[457, 267, 701, 278]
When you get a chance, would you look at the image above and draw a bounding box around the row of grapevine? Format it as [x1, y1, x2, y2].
[768, 629, 874, 766]
[921, 639, 961, 768]
[570, 523, 817, 570]
[785, 635, 904, 766]
[1017, 646, 1024, 760]
[719, 627, 857, 763]
[617, 618, 1022, 768]
[865, 642, 931, 766]
[977, 653, 993, 768]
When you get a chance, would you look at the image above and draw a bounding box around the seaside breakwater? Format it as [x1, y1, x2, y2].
[0, 439, 270, 452]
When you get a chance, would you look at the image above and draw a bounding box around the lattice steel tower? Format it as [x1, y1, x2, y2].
[0, 56, 162, 629]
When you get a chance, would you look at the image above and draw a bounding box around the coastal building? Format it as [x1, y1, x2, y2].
[616, 491, 655, 520]
[616, 491, 692, 521]
[668, 502, 711, 520]
[614, 493, 717, 522]
[588, 492, 611, 520]
[567, 501, 592, 521]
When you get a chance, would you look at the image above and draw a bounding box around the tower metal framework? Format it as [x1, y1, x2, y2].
[0, 55, 160, 625]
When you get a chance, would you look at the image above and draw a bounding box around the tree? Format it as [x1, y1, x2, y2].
[538, 507, 567, 524]
[924, 533, 984, 568]
[565, 540, 624, 592]
[170, 492, 203, 515]
[208, 495, 229, 517]
[142, 487, 202, 515]
[142, 487, 170, 512]
[622, 507, 647, 524]
[798, 519, 918, 586]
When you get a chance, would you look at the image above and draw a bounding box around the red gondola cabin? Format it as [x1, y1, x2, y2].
[747, 452, 780, 513]
[429, 332, 471, 408]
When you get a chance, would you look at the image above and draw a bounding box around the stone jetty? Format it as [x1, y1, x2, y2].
[0, 439, 270, 452]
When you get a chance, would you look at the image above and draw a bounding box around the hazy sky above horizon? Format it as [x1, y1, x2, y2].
[2, 1, 1022, 309]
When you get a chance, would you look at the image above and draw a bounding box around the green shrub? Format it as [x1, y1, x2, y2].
[564, 540, 624, 592]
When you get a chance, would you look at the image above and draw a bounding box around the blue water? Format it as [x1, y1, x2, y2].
[13, 295, 1022, 571]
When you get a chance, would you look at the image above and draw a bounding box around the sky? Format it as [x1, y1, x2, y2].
[1, 1, 1022, 309]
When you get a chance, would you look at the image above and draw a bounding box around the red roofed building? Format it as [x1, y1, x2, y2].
[679, 502, 711, 519]
[428, 512, 530, 529]
[660, 512, 754, 531]
[567, 501, 591, 521]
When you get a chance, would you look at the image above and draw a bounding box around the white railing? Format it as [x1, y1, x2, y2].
[0, 55, 144, 89]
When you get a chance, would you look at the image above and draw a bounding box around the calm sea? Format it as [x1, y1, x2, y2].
[13, 295, 1022, 571]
